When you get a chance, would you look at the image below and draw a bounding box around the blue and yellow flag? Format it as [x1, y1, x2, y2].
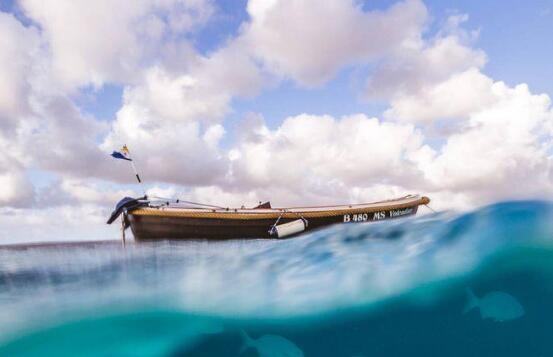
[111, 145, 132, 161]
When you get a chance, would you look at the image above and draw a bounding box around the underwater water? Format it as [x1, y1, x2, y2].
[1, 201, 553, 356]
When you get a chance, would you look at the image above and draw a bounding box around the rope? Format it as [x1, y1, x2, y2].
[281, 194, 418, 209]
[148, 196, 225, 209]
[424, 204, 437, 213]
[269, 209, 308, 236]
[269, 211, 286, 236]
[149, 194, 420, 211]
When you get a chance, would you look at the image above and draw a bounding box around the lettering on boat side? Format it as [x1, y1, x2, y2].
[343, 211, 386, 223]
[373, 211, 386, 220]
[390, 208, 413, 217]
[343, 208, 413, 223]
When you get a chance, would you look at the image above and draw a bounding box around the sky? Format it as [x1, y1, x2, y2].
[0, 0, 552, 243]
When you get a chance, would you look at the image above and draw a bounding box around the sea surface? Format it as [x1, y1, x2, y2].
[1, 201, 553, 356]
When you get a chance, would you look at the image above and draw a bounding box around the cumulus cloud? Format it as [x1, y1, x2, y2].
[100, 30, 265, 186]
[20, 97, 111, 176]
[0, 178, 143, 243]
[224, 113, 426, 205]
[1, 0, 552, 243]
[0, 205, 115, 243]
[59, 179, 137, 205]
[0, 12, 41, 131]
[414, 81, 553, 203]
[103, 114, 228, 186]
[0, 0, 227, 199]
[19, 0, 215, 90]
[120, 67, 229, 124]
[220, 77, 553, 209]
[100, 59, 257, 185]
[0, 169, 34, 208]
[384, 68, 496, 123]
[243, 0, 428, 86]
[367, 14, 487, 120]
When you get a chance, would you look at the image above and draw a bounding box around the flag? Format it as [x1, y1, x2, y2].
[111, 145, 132, 161]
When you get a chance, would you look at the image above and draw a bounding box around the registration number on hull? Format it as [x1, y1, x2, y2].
[343, 208, 413, 223]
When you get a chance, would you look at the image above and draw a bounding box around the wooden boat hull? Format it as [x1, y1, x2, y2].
[125, 196, 430, 241]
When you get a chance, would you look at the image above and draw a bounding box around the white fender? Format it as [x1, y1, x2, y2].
[273, 219, 307, 238]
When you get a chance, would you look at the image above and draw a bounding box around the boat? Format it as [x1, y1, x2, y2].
[107, 195, 431, 241]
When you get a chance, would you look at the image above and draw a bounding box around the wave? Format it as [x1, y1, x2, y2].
[1, 200, 552, 356]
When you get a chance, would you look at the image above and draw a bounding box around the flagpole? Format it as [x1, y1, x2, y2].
[129, 160, 147, 197]
[124, 145, 147, 198]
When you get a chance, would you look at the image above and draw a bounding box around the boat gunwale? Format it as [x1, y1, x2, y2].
[129, 195, 428, 220]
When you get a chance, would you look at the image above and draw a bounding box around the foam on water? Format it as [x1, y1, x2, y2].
[1, 201, 553, 356]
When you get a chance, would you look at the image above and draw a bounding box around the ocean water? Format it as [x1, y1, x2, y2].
[1, 201, 553, 356]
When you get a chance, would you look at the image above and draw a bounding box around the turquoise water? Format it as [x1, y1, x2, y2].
[1, 201, 553, 356]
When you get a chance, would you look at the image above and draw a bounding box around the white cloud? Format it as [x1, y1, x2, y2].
[195, 39, 266, 98]
[103, 109, 228, 186]
[0, 0, 552, 244]
[188, 185, 263, 207]
[120, 66, 229, 124]
[0, 12, 41, 131]
[0, 0, 262, 230]
[59, 179, 137, 205]
[367, 14, 486, 109]
[243, 0, 428, 86]
[226, 113, 425, 205]
[101, 66, 230, 186]
[0, 169, 34, 208]
[19, 0, 215, 90]
[221, 65, 553, 208]
[414, 80, 553, 203]
[0, 205, 117, 244]
[384, 68, 496, 122]
[20, 97, 111, 176]
[101, 37, 264, 186]
[364, 13, 553, 204]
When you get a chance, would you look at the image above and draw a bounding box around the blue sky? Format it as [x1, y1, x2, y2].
[75, 0, 553, 128]
[427, 0, 553, 94]
[1, 0, 553, 242]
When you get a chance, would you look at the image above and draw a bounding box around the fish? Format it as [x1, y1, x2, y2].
[240, 330, 304, 357]
[463, 288, 525, 322]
